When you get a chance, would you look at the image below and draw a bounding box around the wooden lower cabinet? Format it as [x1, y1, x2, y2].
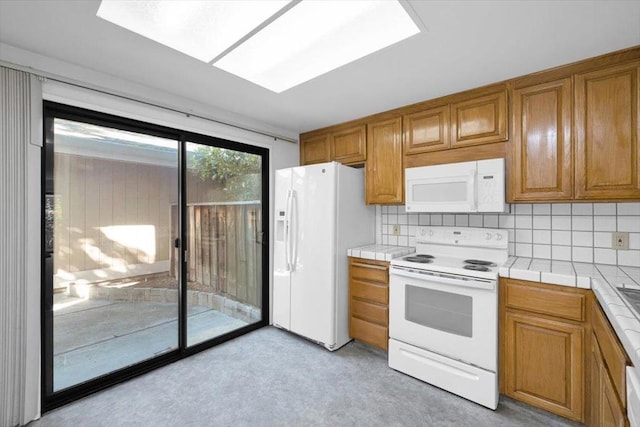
[588, 299, 631, 427]
[501, 278, 635, 425]
[500, 278, 588, 422]
[591, 333, 627, 427]
[503, 311, 585, 421]
[348, 257, 389, 350]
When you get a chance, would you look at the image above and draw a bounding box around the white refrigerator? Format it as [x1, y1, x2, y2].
[273, 162, 375, 351]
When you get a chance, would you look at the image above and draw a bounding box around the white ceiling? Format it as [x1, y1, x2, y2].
[1, 1, 639, 136]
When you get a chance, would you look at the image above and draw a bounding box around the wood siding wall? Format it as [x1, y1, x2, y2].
[53, 153, 177, 274]
[171, 203, 262, 308]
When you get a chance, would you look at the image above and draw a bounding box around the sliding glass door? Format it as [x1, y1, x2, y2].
[43, 102, 268, 410]
[185, 142, 264, 346]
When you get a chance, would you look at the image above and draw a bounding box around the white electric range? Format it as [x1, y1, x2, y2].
[388, 226, 509, 410]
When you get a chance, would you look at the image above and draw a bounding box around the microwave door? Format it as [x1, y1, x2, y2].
[406, 172, 476, 213]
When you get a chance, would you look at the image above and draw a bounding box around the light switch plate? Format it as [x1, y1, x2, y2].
[612, 232, 629, 250]
[392, 224, 400, 236]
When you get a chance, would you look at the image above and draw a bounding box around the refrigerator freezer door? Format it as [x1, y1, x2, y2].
[273, 168, 292, 330]
[289, 163, 337, 347]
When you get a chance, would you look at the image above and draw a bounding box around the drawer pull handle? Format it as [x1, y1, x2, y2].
[352, 262, 387, 271]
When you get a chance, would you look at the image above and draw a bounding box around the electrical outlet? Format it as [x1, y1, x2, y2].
[392, 224, 400, 236]
[612, 232, 629, 250]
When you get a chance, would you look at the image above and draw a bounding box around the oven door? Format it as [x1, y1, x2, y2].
[389, 270, 497, 371]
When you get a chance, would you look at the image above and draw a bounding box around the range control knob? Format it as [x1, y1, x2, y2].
[429, 230, 434, 236]
[485, 232, 493, 240]
[495, 233, 503, 241]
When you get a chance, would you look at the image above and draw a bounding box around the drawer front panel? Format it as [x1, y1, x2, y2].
[351, 299, 388, 326]
[350, 317, 388, 350]
[504, 281, 585, 321]
[350, 262, 389, 284]
[351, 280, 388, 305]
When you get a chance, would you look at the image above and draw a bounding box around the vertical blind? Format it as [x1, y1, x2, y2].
[1, 66, 29, 426]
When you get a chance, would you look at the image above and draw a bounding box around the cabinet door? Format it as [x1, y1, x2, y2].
[575, 61, 640, 199]
[451, 90, 508, 148]
[366, 117, 403, 204]
[511, 78, 573, 201]
[403, 106, 450, 154]
[300, 133, 330, 165]
[601, 367, 628, 427]
[590, 333, 603, 426]
[591, 334, 627, 427]
[331, 125, 366, 164]
[592, 298, 630, 403]
[504, 311, 584, 422]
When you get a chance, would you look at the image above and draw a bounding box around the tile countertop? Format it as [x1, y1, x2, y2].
[347, 245, 414, 262]
[500, 256, 640, 372]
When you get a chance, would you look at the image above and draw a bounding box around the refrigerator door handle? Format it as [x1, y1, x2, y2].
[291, 190, 298, 273]
[285, 189, 294, 271]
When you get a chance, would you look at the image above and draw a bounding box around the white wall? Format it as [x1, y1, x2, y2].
[0, 43, 298, 142]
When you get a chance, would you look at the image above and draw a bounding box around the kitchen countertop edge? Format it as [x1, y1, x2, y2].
[347, 244, 415, 262]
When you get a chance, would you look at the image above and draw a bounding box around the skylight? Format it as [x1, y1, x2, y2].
[97, 0, 291, 62]
[97, 0, 421, 93]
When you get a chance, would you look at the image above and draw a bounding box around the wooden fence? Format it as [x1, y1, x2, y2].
[170, 202, 262, 308]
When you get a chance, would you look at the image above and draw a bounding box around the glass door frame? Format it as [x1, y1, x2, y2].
[41, 101, 269, 411]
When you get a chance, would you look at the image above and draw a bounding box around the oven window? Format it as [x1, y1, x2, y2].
[405, 285, 472, 337]
[411, 181, 467, 203]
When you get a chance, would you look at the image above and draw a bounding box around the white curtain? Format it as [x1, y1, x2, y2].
[0, 66, 41, 426]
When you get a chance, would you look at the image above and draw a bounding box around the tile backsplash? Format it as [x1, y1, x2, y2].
[376, 202, 640, 267]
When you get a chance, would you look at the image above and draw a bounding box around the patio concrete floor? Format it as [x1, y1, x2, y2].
[53, 293, 249, 391]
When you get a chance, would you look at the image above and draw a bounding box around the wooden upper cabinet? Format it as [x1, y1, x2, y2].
[451, 89, 508, 148]
[403, 105, 450, 154]
[300, 133, 330, 165]
[575, 60, 640, 200]
[331, 124, 366, 164]
[511, 77, 573, 201]
[366, 117, 403, 204]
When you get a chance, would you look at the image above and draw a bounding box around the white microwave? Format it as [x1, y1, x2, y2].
[405, 158, 505, 213]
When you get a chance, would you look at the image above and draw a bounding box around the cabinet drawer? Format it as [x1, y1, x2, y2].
[350, 261, 388, 284]
[350, 317, 388, 350]
[504, 280, 585, 322]
[351, 280, 388, 305]
[592, 300, 629, 405]
[351, 299, 388, 326]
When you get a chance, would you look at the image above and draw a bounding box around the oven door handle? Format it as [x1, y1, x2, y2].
[390, 267, 495, 291]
